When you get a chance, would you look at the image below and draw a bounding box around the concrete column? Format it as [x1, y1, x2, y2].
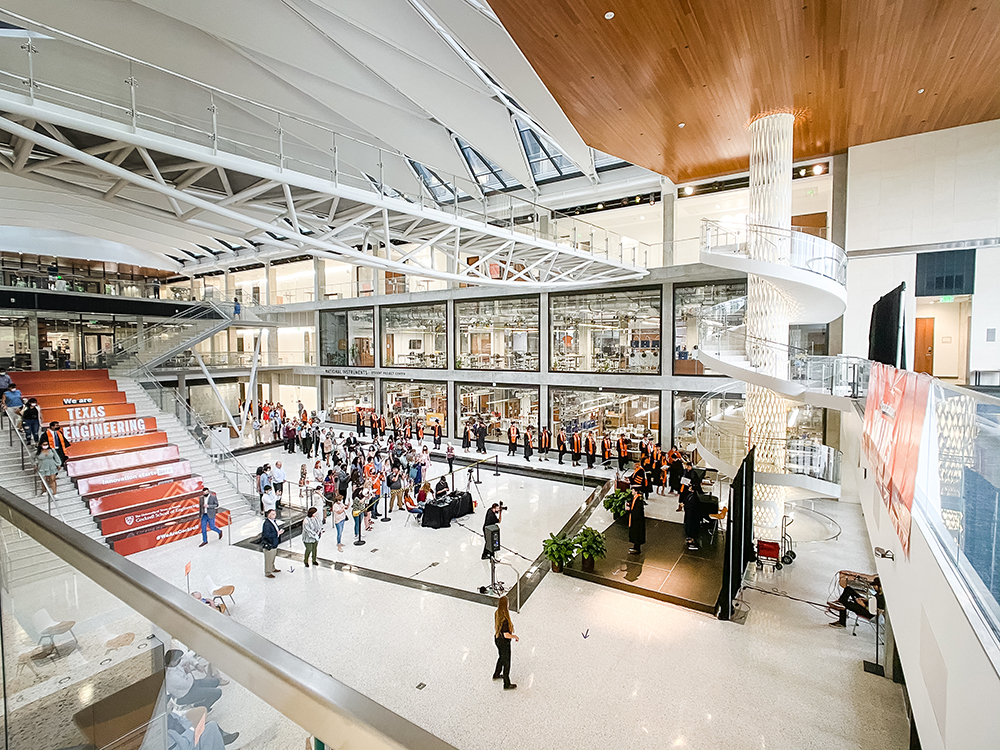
[264, 261, 272, 305]
[28, 313, 40, 371]
[660, 176, 676, 267]
[314, 257, 324, 302]
[539, 292, 550, 375]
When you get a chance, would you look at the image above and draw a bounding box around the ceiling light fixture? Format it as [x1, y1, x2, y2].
[596, 203, 604, 209]
[678, 122, 686, 128]
[799, 168, 807, 176]
[684, 186, 694, 195]
[917, 88, 925, 93]
[813, 164, 824, 175]
[640, 215, 646, 220]
[604, 11, 615, 19]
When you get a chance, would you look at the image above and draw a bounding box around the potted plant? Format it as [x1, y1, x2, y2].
[541, 532, 578, 573]
[603, 489, 631, 521]
[574, 526, 607, 573]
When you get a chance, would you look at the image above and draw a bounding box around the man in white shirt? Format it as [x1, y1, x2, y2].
[271, 461, 286, 506]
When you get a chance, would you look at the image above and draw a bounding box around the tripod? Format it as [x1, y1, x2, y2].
[482, 552, 506, 596]
[465, 468, 485, 506]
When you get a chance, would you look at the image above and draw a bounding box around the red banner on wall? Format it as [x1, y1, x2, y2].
[862, 362, 931, 555]
[101, 496, 202, 536]
[111, 510, 231, 556]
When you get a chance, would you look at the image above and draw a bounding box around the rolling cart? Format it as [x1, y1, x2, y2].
[755, 516, 797, 571]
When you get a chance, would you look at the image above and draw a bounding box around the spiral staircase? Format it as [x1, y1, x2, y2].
[693, 219, 870, 499]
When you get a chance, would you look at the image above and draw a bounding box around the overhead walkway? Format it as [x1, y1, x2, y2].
[0, 15, 648, 288]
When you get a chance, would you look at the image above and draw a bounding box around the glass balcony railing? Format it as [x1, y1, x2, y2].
[0, 486, 457, 750]
[701, 219, 848, 286]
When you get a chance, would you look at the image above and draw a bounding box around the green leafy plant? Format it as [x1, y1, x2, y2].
[574, 526, 607, 562]
[541, 532, 578, 572]
[603, 488, 630, 518]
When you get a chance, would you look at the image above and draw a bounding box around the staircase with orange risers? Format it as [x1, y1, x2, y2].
[0, 369, 253, 583]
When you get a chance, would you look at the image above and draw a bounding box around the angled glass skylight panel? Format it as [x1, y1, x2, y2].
[515, 119, 582, 183]
[593, 148, 630, 171]
[456, 136, 522, 194]
[409, 160, 472, 204]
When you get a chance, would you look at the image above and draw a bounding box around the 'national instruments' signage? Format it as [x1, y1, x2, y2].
[322, 368, 407, 378]
[862, 362, 931, 555]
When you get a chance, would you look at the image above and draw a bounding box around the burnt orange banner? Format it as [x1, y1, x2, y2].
[68, 445, 181, 479]
[23, 381, 121, 398]
[112, 510, 231, 556]
[45, 403, 137, 424]
[64, 420, 161, 453]
[89, 477, 204, 518]
[101, 496, 202, 536]
[77, 460, 191, 497]
[32, 391, 127, 409]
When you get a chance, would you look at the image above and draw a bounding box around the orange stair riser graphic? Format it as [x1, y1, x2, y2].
[89, 478, 205, 518]
[64, 423, 162, 455]
[31, 391, 128, 409]
[46, 403, 137, 423]
[12, 370, 110, 384]
[101, 496, 203, 536]
[22, 382, 122, 399]
[68, 446, 181, 479]
[77, 461, 192, 497]
[112, 511, 231, 556]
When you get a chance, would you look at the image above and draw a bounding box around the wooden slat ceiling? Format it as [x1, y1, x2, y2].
[488, 0, 1000, 182]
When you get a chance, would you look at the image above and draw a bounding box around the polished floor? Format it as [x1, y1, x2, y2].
[126, 459, 910, 750]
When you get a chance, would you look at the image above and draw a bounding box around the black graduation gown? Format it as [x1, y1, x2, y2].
[476, 425, 487, 452]
[523, 434, 533, 459]
[668, 460, 684, 492]
[462, 426, 472, 450]
[628, 495, 646, 547]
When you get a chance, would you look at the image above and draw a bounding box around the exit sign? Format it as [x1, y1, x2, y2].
[940, 296, 954, 303]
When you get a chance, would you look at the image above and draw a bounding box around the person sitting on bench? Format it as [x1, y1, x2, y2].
[829, 577, 883, 628]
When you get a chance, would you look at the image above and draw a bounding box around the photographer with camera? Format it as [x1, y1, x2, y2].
[481, 501, 507, 559]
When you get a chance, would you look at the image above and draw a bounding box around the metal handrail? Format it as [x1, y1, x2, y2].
[0, 485, 458, 750]
[2, 408, 68, 524]
[110, 301, 229, 359]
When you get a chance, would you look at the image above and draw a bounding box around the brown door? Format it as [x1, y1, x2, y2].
[915, 317, 935, 375]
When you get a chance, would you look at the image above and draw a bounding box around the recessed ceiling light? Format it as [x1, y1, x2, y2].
[684, 186, 694, 196]
[604, 11, 615, 19]
[596, 203, 604, 209]
[917, 88, 925, 94]
[799, 168, 807, 176]
[678, 122, 686, 128]
[640, 215, 646, 220]
[813, 164, 824, 175]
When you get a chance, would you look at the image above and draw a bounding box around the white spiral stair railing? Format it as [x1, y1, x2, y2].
[694, 386, 843, 499]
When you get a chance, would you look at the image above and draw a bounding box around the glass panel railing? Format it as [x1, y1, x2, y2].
[102, 302, 230, 370]
[701, 219, 848, 286]
[914, 382, 1000, 644]
[0, 488, 457, 750]
[694, 387, 842, 484]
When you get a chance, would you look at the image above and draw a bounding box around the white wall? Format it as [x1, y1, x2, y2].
[970, 249, 1000, 374]
[846, 120, 1000, 252]
[843, 254, 916, 362]
[841, 410, 1000, 750]
[914, 299, 967, 380]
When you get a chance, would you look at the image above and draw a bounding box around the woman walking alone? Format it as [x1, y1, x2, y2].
[492, 596, 519, 690]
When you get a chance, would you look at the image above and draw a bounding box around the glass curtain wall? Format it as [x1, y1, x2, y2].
[271, 259, 315, 305]
[550, 288, 661, 374]
[0, 312, 31, 369]
[230, 265, 267, 305]
[382, 380, 448, 434]
[458, 385, 540, 443]
[322, 377, 375, 425]
[672, 392, 700, 453]
[381, 303, 447, 368]
[550, 388, 659, 441]
[455, 297, 539, 371]
[319, 309, 375, 367]
[673, 281, 747, 375]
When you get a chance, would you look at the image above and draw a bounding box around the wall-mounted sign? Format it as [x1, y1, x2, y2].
[322, 368, 407, 378]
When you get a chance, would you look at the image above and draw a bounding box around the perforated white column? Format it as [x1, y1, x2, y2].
[745, 113, 793, 536]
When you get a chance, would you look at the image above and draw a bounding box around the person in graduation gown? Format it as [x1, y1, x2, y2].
[462, 422, 473, 452]
[507, 423, 519, 456]
[602, 435, 613, 466]
[667, 446, 684, 494]
[523, 427, 533, 461]
[476, 421, 488, 453]
[651, 445, 666, 496]
[539, 427, 551, 461]
[617, 434, 630, 472]
[679, 460, 703, 548]
[627, 488, 646, 555]
[557, 428, 567, 464]
[571, 431, 582, 467]
[356, 408, 366, 437]
[584, 431, 597, 469]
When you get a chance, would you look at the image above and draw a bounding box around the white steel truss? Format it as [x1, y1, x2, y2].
[0, 95, 647, 288]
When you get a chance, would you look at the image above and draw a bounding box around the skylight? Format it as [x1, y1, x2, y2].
[408, 160, 472, 204]
[455, 136, 522, 194]
[514, 119, 582, 183]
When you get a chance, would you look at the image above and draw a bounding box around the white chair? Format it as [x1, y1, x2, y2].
[32, 609, 78, 652]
